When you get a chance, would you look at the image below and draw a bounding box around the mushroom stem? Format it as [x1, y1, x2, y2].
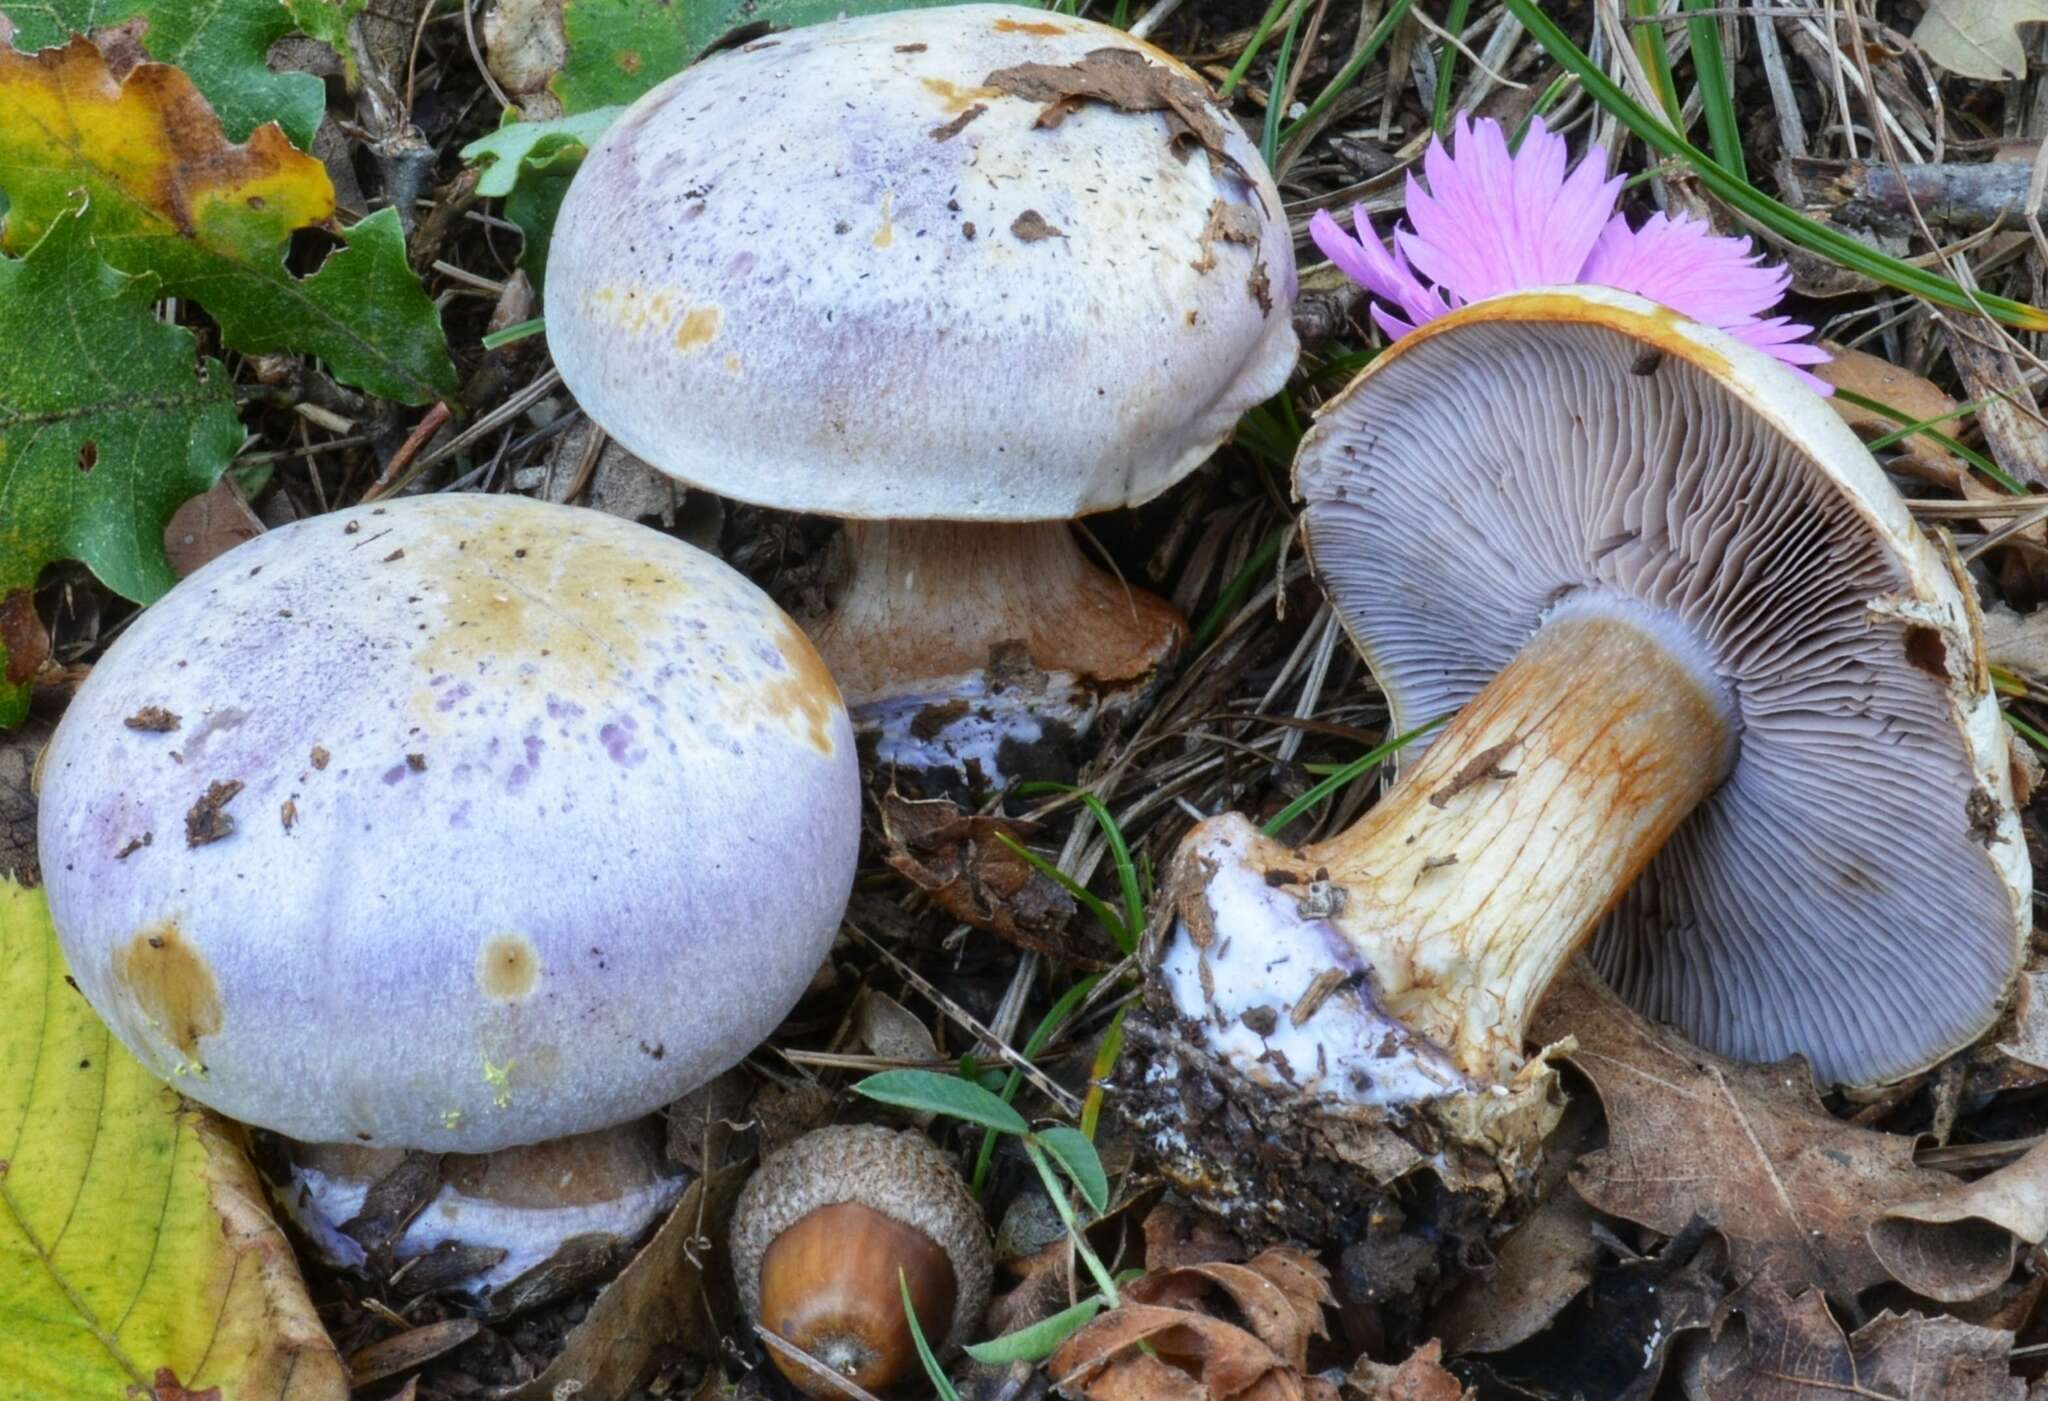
[279, 1118, 685, 1305]
[808, 520, 1186, 786]
[1161, 592, 1738, 1093]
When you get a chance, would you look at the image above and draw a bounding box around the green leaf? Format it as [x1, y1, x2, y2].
[4, 0, 330, 147]
[281, 0, 369, 81]
[0, 876, 352, 1400]
[1033, 1125, 1109, 1214]
[0, 37, 456, 403]
[853, 1069, 1029, 1135]
[0, 203, 240, 723]
[551, 0, 984, 113]
[964, 1296, 1108, 1365]
[462, 107, 622, 282]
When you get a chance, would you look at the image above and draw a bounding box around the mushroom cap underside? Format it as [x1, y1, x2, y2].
[36, 493, 861, 1152]
[1294, 285, 2029, 1086]
[546, 2, 1298, 521]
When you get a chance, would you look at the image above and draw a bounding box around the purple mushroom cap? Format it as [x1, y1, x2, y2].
[38, 493, 859, 1153]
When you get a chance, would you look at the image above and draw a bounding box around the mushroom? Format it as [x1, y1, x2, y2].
[1131, 286, 2030, 1239]
[546, 3, 1298, 789]
[731, 1124, 994, 1399]
[35, 493, 860, 1304]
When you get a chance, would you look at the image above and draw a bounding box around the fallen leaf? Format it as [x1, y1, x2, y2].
[984, 47, 1230, 168]
[164, 475, 266, 580]
[0, 203, 240, 724]
[1535, 967, 1963, 1301]
[854, 987, 943, 1067]
[1871, 1138, 2048, 1303]
[1011, 209, 1066, 241]
[0, 876, 349, 1400]
[1429, 1104, 1600, 1354]
[0, 717, 47, 884]
[879, 791, 1100, 965]
[1345, 1341, 1469, 1401]
[0, 35, 455, 403]
[1815, 344, 1965, 484]
[1913, 0, 2048, 80]
[500, 1163, 746, 1400]
[1697, 1287, 2024, 1400]
[345, 1318, 481, 1387]
[1050, 1248, 1337, 1400]
[4, 0, 333, 146]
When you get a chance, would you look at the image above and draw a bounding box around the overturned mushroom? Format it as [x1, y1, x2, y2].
[36, 494, 860, 1307]
[1129, 286, 2030, 1240]
[547, 3, 1298, 790]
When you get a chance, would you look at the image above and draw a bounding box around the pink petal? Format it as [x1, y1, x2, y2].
[1584, 214, 1830, 389]
[1309, 206, 1447, 336]
[1400, 116, 1621, 302]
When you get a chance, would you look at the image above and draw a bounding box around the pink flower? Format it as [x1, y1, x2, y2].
[1309, 116, 1831, 392]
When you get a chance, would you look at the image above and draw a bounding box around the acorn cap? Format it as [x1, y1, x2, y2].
[733, 1124, 993, 1351]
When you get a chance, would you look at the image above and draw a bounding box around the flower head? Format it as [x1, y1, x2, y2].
[1309, 117, 1830, 391]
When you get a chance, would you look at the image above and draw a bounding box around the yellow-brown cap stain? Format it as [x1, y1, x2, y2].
[993, 16, 1067, 34]
[769, 620, 843, 756]
[872, 190, 895, 249]
[922, 76, 1001, 114]
[416, 520, 688, 697]
[479, 934, 540, 1001]
[113, 919, 222, 1059]
[674, 305, 722, 353]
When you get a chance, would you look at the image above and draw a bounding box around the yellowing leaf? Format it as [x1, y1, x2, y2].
[0, 202, 240, 725]
[0, 36, 455, 403]
[3, 0, 329, 147]
[0, 877, 349, 1401]
[1912, 0, 2048, 80]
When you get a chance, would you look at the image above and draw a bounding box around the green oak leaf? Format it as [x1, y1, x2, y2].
[0, 202, 240, 725]
[0, 35, 456, 404]
[462, 105, 620, 282]
[553, 0, 984, 112]
[2, 0, 328, 148]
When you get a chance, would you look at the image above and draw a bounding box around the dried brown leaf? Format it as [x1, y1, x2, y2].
[1344, 1341, 1469, 1401]
[1535, 967, 1958, 1299]
[1052, 1248, 1333, 1401]
[984, 47, 1228, 165]
[1815, 345, 1965, 486]
[1871, 1138, 2048, 1302]
[498, 1163, 745, 1401]
[0, 716, 47, 885]
[879, 791, 1101, 964]
[164, 475, 264, 579]
[1697, 1287, 2024, 1400]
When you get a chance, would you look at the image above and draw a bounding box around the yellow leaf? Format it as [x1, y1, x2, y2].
[0, 36, 456, 404]
[0, 878, 348, 1401]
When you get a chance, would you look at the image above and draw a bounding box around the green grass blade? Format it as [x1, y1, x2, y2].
[1260, 0, 1308, 169]
[1831, 388, 2024, 493]
[1683, 0, 1745, 180]
[901, 1269, 962, 1401]
[1014, 782, 1146, 945]
[972, 976, 1102, 1195]
[1221, 0, 1293, 100]
[1431, 0, 1473, 133]
[1629, 0, 1683, 129]
[1502, 0, 2048, 332]
[992, 833, 1134, 953]
[1191, 525, 1286, 651]
[1279, 0, 1416, 147]
[1261, 715, 1447, 837]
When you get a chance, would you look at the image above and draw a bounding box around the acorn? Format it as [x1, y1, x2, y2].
[732, 1124, 994, 1399]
